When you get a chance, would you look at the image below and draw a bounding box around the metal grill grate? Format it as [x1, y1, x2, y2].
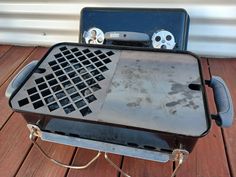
[16, 45, 117, 117]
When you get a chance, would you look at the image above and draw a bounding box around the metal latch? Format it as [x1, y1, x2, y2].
[170, 149, 189, 177]
[28, 124, 42, 139]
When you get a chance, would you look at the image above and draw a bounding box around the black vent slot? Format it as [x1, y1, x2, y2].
[103, 58, 112, 64]
[54, 53, 62, 58]
[45, 74, 54, 80]
[98, 54, 106, 59]
[63, 50, 70, 55]
[90, 57, 99, 62]
[49, 79, 58, 86]
[94, 50, 102, 55]
[33, 100, 44, 109]
[91, 84, 101, 92]
[30, 94, 40, 102]
[71, 93, 81, 101]
[75, 99, 86, 108]
[59, 98, 70, 106]
[27, 87, 37, 95]
[56, 91, 66, 99]
[80, 107, 92, 116]
[86, 95, 97, 103]
[106, 51, 114, 56]
[71, 47, 78, 52]
[48, 60, 57, 66]
[18, 98, 29, 107]
[35, 78, 44, 84]
[64, 104, 75, 114]
[48, 102, 59, 111]
[82, 48, 90, 54]
[95, 75, 105, 81]
[45, 96, 55, 104]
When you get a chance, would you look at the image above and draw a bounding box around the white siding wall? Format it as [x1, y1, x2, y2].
[0, 1, 236, 57]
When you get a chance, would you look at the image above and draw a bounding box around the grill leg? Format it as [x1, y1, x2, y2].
[29, 127, 101, 169]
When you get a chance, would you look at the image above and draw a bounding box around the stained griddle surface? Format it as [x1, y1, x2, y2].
[97, 51, 208, 136]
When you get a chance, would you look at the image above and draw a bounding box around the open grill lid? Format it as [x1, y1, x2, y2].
[10, 43, 209, 137]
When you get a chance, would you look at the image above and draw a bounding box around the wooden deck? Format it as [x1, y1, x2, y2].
[0, 45, 235, 177]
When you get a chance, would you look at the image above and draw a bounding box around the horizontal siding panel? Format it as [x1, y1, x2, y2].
[0, 32, 78, 46]
[0, 19, 78, 31]
[0, 4, 84, 14]
[0, 2, 236, 57]
[190, 24, 236, 38]
[189, 41, 236, 57]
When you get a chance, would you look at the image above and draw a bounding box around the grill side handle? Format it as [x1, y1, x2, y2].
[105, 31, 150, 42]
[206, 76, 234, 127]
[5, 60, 39, 98]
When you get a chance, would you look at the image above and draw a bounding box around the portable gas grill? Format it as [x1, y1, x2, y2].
[6, 43, 234, 176]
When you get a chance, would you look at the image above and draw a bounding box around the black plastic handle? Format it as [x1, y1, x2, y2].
[5, 60, 38, 98]
[208, 76, 234, 127]
[104, 31, 150, 47]
[105, 31, 150, 42]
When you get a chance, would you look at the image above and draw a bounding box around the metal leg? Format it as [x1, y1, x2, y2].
[29, 127, 101, 169]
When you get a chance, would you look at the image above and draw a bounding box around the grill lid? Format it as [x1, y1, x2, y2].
[10, 43, 209, 136]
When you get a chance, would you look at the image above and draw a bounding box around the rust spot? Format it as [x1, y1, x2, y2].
[168, 83, 186, 95]
[112, 81, 120, 88]
[166, 99, 186, 107]
[153, 116, 160, 119]
[168, 81, 197, 101]
[127, 98, 142, 108]
[145, 97, 152, 103]
[184, 101, 200, 109]
[107, 88, 112, 93]
[171, 110, 177, 114]
[140, 88, 147, 94]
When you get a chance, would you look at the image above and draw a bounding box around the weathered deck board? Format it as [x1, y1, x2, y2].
[0, 113, 32, 177]
[67, 149, 122, 177]
[0, 47, 48, 128]
[0, 46, 35, 87]
[0, 45, 78, 177]
[0, 45, 12, 59]
[0, 47, 49, 177]
[176, 59, 231, 177]
[121, 157, 173, 177]
[16, 140, 75, 177]
[208, 59, 236, 177]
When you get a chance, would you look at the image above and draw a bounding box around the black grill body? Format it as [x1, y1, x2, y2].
[9, 43, 211, 160]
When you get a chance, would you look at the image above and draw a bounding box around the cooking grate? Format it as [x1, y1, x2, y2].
[14, 45, 118, 117]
